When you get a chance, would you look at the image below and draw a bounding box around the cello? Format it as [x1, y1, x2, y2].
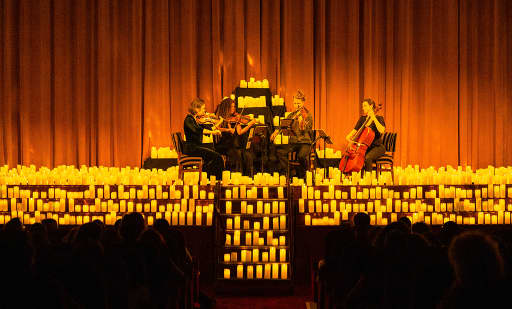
[339, 103, 382, 173]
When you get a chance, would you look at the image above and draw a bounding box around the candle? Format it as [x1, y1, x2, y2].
[273, 217, 279, 229]
[234, 216, 240, 229]
[256, 265, 263, 279]
[272, 263, 279, 279]
[278, 187, 284, 199]
[237, 265, 244, 279]
[196, 212, 202, 225]
[270, 247, 276, 262]
[280, 249, 286, 262]
[246, 232, 252, 245]
[280, 215, 286, 229]
[179, 212, 185, 225]
[247, 265, 254, 279]
[264, 264, 271, 279]
[227, 218, 233, 229]
[224, 253, 230, 262]
[263, 217, 269, 229]
[299, 199, 305, 213]
[305, 215, 311, 225]
[234, 231, 240, 245]
[257, 201, 263, 213]
[281, 264, 288, 279]
[187, 212, 193, 225]
[224, 269, 231, 279]
[272, 201, 279, 214]
[279, 202, 285, 214]
[264, 203, 271, 214]
[226, 201, 232, 214]
[263, 187, 269, 199]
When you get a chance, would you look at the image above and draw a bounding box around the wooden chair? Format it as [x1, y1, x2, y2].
[171, 132, 204, 180]
[374, 132, 398, 180]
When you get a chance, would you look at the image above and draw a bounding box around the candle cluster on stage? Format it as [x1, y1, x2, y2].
[150, 147, 178, 159]
[238, 96, 267, 108]
[239, 78, 270, 89]
[271, 94, 285, 106]
[293, 166, 512, 226]
[0, 165, 215, 226]
[220, 171, 290, 280]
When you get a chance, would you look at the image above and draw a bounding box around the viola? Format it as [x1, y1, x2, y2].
[339, 103, 383, 173]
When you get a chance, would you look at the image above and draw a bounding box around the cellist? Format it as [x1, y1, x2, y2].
[345, 98, 386, 173]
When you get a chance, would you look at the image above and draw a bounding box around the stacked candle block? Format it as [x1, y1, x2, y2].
[219, 171, 290, 280]
[150, 147, 178, 159]
[238, 96, 267, 108]
[271, 95, 285, 106]
[0, 165, 215, 226]
[292, 166, 512, 226]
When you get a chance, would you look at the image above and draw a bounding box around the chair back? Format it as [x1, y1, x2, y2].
[382, 132, 397, 153]
[171, 132, 185, 156]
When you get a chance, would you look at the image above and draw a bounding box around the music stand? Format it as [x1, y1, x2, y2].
[312, 129, 333, 178]
[279, 118, 297, 137]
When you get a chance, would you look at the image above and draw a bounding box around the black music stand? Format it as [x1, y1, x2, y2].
[312, 129, 333, 178]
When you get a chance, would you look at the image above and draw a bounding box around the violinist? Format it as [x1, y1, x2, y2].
[345, 98, 385, 173]
[183, 98, 224, 178]
[215, 98, 258, 175]
[270, 90, 313, 178]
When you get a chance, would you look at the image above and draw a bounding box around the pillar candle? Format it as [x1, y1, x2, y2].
[263, 217, 269, 229]
[264, 203, 271, 214]
[280, 215, 286, 229]
[305, 214, 311, 225]
[256, 265, 263, 279]
[227, 218, 233, 229]
[247, 204, 254, 214]
[225, 201, 232, 214]
[281, 264, 288, 279]
[257, 201, 263, 213]
[273, 217, 279, 229]
[234, 216, 240, 229]
[246, 232, 252, 245]
[308, 187, 314, 199]
[272, 263, 279, 279]
[224, 269, 231, 279]
[279, 249, 286, 262]
[272, 201, 279, 214]
[270, 247, 276, 262]
[196, 212, 202, 225]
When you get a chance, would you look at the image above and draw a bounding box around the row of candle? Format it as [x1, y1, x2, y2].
[297, 165, 512, 187]
[224, 247, 287, 263]
[222, 171, 288, 186]
[150, 147, 178, 159]
[296, 184, 512, 200]
[224, 186, 286, 199]
[224, 263, 288, 280]
[226, 230, 286, 246]
[225, 201, 287, 214]
[303, 211, 512, 226]
[0, 185, 215, 200]
[298, 198, 512, 213]
[0, 211, 213, 226]
[239, 78, 270, 89]
[238, 96, 267, 108]
[226, 215, 286, 231]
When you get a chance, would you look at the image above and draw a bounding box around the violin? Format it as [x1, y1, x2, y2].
[339, 103, 383, 173]
[225, 113, 261, 126]
[195, 112, 221, 125]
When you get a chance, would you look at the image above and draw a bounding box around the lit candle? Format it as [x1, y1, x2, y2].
[256, 265, 263, 279]
[246, 232, 252, 245]
[280, 215, 286, 230]
[272, 263, 279, 279]
[270, 247, 276, 262]
[234, 231, 240, 245]
[247, 265, 254, 279]
[280, 249, 286, 262]
[226, 201, 232, 214]
[264, 264, 271, 279]
[224, 269, 231, 279]
[305, 215, 311, 225]
[281, 264, 288, 279]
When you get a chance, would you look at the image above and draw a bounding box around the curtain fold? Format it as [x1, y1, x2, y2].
[1, 0, 511, 169]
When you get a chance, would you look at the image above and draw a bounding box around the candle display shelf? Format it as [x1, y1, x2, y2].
[215, 185, 292, 288]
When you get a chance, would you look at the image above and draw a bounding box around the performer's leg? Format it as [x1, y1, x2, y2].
[364, 144, 385, 172]
[276, 145, 292, 175]
[296, 143, 311, 178]
[189, 146, 224, 178]
[241, 150, 254, 176]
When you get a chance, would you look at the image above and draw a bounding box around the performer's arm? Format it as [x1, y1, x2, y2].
[367, 110, 385, 134]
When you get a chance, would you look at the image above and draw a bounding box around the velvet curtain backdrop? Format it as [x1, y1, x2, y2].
[1, 0, 511, 169]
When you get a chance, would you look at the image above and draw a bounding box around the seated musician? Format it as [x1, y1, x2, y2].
[270, 90, 313, 178]
[183, 98, 224, 178]
[345, 98, 385, 173]
[215, 98, 258, 176]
